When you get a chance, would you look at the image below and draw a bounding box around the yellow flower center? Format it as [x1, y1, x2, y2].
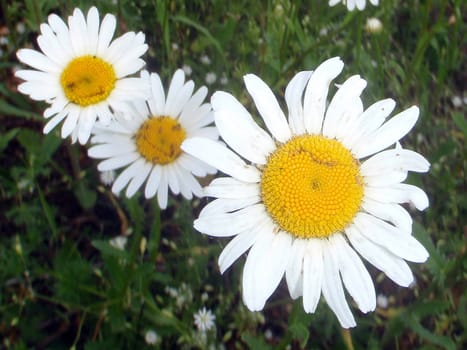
[60, 55, 116, 107]
[260, 135, 364, 239]
[135, 116, 186, 165]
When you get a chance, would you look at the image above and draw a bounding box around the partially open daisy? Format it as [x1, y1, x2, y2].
[88, 69, 218, 209]
[15, 7, 148, 144]
[329, 0, 379, 11]
[182, 57, 430, 328]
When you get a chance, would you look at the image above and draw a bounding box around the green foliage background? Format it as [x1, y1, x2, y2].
[0, 0, 465, 349]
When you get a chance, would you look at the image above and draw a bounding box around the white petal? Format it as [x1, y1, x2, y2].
[157, 169, 169, 209]
[332, 234, 376, 313]
[179, 86, 209, 127]
[88, 142, 135, 159]
[148, 72, 166, 116]
[218, 216, 271, 273]
[61, 105, 80, 138]
[86, 7, 99, 53]
[354, 213, 429, 263]
[302, 239, 324, 313]
[97, 13, 116, 55]
[165, 79, 194, 117]
[364, 170, 407, 187]
[17, 48, 61, 73]
[244, 74, 291, 143]
[242, 231, 292, 311]
[177, 153, 214, 177]
[68, 8, 88, 54]
[204, 177, 260, 199]
[211, 91, 275, 164]
[361, 148, 430, 176]
[362, 199, 412, 233]
[199, 197, 260, 218]
[164, 69, 185, 115]
[166, 165, 181, 195]
[285, 239, 306, 299]
[112, 159, 142, 195]
[353, 106, 420, 159]
[181, 138, 261, 183]
[322, 75, 367, 139]
[321, 239, 356, 328]
[343, 99, 396, 151]
[285, 71, 313, 135]
[43, 109, 68, 134]
[364, 183, 429, 211]
[346, 225, 414, 287]
[126, 161, 152, 197]
[78, 107, 97, 144]
[303, 57, 344, 134]
[194, 203, 267, 237]
[97, 152, 140, 171]
[145, 165, 162, 198]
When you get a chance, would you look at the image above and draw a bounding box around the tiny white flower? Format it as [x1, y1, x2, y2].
[376, 294, 389, 308]
[205, 72, 217, 85]
[109, 236, 127, 250]
[16, 22, 26, 34]
[329, 0, 379, 11]
[182, 64, 192, 76]
[451, 95, 462, 108]
[220, 74, 228, 85]
[194, 307, 216, 332]
[365, 17, 383, 33]
[145, 330, 158, 345]
[200, 55, 211, 65]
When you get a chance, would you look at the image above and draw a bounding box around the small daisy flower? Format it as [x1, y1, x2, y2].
[329, 0, 379, 11]
[15, 7, 149, 144]
[194, 307, 216, 332]
[88, 69, 218, 209]
[182, 57, 430, 328]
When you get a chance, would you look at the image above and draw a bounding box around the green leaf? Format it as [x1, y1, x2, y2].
[0, 128, 19, 152]
[0, 99, 39, 119]
[92, 240, 129, 259]
[74, 180, 97, 210]
[289, 322, 310, 348]
[403, 315, 456, 350]
[452, 112, 467, 137]
[172, 15, 226, 61]
[241, 333, 270, 350]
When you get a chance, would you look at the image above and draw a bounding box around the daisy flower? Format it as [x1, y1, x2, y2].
[329, 0, 379, 11]
[194, 307, 216, 332]
[182, 57, 430, 328]
[15, 7, 148, 144]
[88, 69, 218, 209]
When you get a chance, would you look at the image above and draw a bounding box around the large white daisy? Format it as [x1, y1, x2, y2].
[15, 7, 149, 144]
[181, 57, 430, 328]
[329, 0, 379, 11]
[88, 69, 218, 209]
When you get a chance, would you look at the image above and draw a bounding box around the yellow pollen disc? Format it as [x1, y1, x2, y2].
[60, 55, 116, 107]
[135, 116, 186, 165]
[260, 135, 364, 239]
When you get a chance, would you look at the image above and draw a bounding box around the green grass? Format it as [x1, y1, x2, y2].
[0, 0, 465, 349]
